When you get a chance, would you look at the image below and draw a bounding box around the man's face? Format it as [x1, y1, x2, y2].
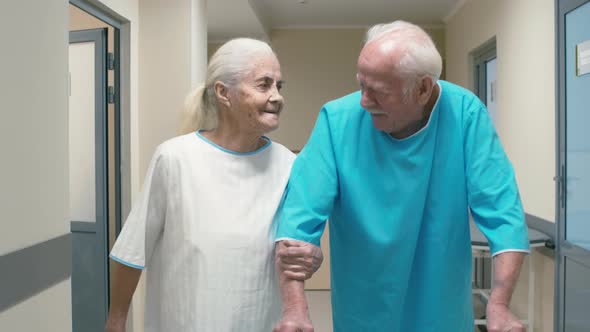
[356, 43, 423, 136]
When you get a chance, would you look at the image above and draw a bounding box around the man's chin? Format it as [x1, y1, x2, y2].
[370, 117, 391, 132]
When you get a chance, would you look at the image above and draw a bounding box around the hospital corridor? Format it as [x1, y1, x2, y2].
[1, 0, 590, 331]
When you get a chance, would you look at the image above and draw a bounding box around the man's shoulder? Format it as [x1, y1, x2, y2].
[321, 90, 365, 123]
[439, 80, 486, 117]
[323, 90, 361, 111]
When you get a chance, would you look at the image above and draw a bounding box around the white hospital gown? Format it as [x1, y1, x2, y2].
[110, 132, 295, 331]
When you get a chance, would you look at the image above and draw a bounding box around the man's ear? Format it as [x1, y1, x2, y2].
[214, 81, 231, 108]
[416, 76, 435, 106]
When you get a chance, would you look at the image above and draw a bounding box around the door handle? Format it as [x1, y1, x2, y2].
[553, 164, 566, 209]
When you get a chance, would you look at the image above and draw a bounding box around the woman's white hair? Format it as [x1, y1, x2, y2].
[365, 21, 442, 94]
[179, 38, 275, 134]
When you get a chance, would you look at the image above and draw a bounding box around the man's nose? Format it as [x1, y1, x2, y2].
[360, 90, 375, 108]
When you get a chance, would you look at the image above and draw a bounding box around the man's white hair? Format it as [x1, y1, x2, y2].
[365, 21, 442, 91]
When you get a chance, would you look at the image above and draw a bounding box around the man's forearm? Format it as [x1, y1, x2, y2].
[489, 251, 526, 305]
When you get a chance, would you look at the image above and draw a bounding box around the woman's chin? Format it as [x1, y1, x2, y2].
[263, 121, 280, 133]
[259, 113, 280, 132]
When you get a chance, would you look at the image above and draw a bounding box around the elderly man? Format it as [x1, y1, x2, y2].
[274, 21, 529, 332]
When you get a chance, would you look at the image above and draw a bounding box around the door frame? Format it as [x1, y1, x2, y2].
[472, 37, 497, 104]
[70, 0, 131, 236]
[555, 0, 590, 330]
[69, 0, 131, 326]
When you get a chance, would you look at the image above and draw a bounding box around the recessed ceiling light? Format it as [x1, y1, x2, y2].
[297, 0, 307, 4]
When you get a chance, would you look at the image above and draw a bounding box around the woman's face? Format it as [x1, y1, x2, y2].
[229, 53, 284, 135]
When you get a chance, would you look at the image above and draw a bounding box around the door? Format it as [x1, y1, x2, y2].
[69, 28, 110, 332]
[556, 0, 590, 331]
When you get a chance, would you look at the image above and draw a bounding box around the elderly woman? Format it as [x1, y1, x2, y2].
[105, 38, 321, 332]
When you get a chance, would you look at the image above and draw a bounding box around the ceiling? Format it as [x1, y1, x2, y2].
[207, 0, 464, 42]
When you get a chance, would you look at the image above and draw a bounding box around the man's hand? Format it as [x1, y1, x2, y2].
[486, 302, 526, 332]
[276, 240, 323, 280]
[273, 309, 314, 332]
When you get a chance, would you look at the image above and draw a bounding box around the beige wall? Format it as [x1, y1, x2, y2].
[0, 0, 71, 330]
[139, 0, 193, 178]
[207, 42, 223, 60]
[445, 0, 555, 222]
[446, 1, 555, 331]
[136, 0, 207, 329]
[268, 27, 445, 151]
[208, 27, 445, 152]
[268, 28, 365, 150]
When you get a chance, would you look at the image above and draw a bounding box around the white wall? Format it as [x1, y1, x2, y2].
[0, 0, 71, 330]
[445, 1, 555, 330]
[0, 281, 72, 330]
[0, 0, 70, 255]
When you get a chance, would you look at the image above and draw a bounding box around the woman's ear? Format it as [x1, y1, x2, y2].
[214, 81, 231, 108]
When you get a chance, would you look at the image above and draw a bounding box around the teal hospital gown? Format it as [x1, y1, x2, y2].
[276, 80, 530, 331]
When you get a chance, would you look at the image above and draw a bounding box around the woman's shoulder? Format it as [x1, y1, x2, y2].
[268, 140, 296, 163]
[152, 132, 199, 160]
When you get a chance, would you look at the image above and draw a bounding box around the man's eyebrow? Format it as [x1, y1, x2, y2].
[255, 75, 274, 82]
